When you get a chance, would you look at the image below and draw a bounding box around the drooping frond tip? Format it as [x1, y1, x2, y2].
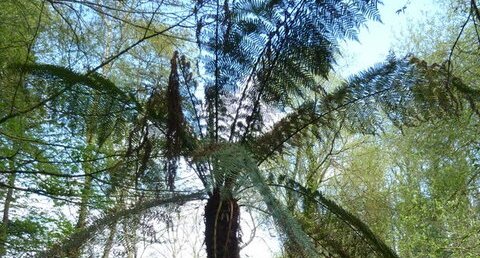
[13, 63, 142, 111]
[283, 177, 399, 258]
[165, 51, 185, 190]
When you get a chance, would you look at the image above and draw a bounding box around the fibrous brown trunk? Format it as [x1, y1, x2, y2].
[205, 188, 240, 258]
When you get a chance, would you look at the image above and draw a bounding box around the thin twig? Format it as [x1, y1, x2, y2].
[446, 12, 471, 88]
[87, 11, 195, 75]
[471, 0, 480, 22]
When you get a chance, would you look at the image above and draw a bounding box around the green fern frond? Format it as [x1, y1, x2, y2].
[12, 63, 142, 148]
[14, 63, 142, 111]
[37, 192, 204, 258]
[248, 165, 327, 257]
[197, 0, 383, 139]
[250, 55, 479, 163]
[283, 177, 399, 258]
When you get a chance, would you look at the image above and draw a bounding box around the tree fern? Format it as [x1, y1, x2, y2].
[4, 0, 480, 257]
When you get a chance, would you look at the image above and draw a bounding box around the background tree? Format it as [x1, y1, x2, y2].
[1, 0, 479, 258]
[270, 0, 480, 256]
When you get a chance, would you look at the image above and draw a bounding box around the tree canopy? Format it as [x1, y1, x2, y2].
[0, 0, 479, 257]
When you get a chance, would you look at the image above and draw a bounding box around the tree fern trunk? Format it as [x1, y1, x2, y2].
[204, 188, 240, 258]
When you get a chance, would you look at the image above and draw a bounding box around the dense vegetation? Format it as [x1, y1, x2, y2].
[0, 0, 479, 257]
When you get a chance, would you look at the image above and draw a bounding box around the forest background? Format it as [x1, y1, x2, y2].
[0, 0, 479, 257]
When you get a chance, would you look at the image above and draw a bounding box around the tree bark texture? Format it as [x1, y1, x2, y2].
[205, 189, 240, 258]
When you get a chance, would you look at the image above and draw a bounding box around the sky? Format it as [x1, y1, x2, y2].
[337, 0, 437, 77]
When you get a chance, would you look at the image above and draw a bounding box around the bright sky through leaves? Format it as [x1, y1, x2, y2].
[337, 0, 438, 77]
[241, 1, 443, 256]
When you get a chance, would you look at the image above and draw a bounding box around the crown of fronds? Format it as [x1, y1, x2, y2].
[194, 0, 381, 140]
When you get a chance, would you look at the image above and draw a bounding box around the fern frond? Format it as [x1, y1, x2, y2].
[193, 143, 328, 256]
[15, 63, 141, 111]
[236, 146, 328, 257]
[282, 177, 399, 258]
[196, 0, 383, 139]
[250, 55, 479, 163]
[14, 63, 141, 148]
[37, 192, 204, 258]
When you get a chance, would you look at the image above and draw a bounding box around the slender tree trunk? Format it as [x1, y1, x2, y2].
[68, 175, 92, 258]
[102, 221, 117, 258]
[102, 190, 121, 258]
[76, 175, 92, 230]
[0, 168, 16, 257]
[204, 188, 240, 258]
[71, 139, 95, 257]
[123, 217, 137, 258]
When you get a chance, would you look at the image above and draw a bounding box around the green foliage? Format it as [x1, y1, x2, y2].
[1, 0, 479, 257]
[197, 0, 382, 140]
[17, 63, 141, 109]
[387, 114, 480, 257]
[314, 111, 480, 257]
